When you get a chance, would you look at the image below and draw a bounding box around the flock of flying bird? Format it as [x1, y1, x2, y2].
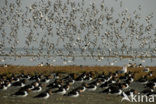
[0, 0, 156, 65]
[0, 0, 156, 102]
[0, 65, 156, 99]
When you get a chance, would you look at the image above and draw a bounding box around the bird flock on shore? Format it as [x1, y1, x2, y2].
[0, 0, 156, 66]
[0, 65, 156, 99]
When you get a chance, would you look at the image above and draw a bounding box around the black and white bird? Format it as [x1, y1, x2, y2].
[67, 90, 80, 97]
[35, 89, 52, 99]
[13, 90, 29, 97]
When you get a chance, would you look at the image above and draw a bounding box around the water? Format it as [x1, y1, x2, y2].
[0, 48, 155, 66]
[1, 56, 156, 66]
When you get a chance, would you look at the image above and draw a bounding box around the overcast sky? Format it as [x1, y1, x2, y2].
[0, 0, 156, 49]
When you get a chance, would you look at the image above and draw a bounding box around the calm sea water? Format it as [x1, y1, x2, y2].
[0, 48, 156, 66]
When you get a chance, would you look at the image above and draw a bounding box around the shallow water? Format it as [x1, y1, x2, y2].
[0, 56, 156, 66]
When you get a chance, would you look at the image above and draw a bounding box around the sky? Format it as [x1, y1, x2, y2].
[0, 0, 156, 50]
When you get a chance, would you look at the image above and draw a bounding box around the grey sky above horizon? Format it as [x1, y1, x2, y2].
[0, 0, 156, 50]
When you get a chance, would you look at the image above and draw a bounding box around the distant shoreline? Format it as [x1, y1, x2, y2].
[0, 54, 156, 58]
